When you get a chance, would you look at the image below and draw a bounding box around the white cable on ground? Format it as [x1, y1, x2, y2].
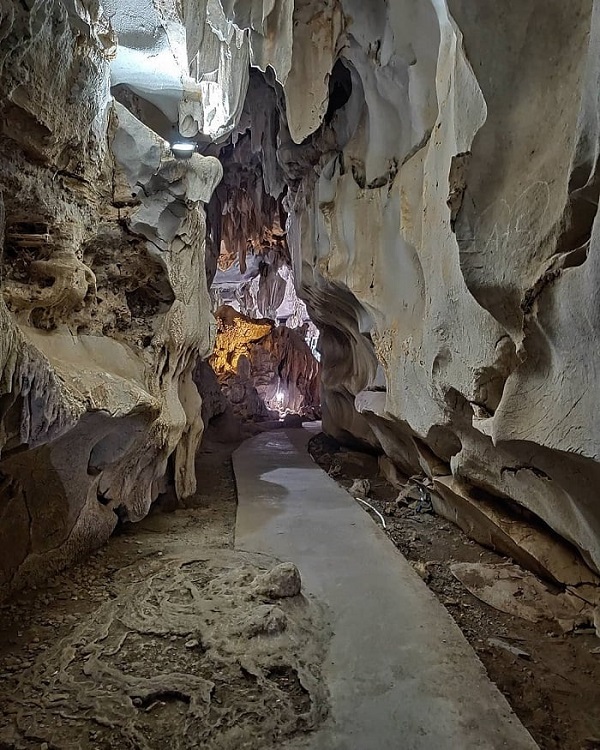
[354, 497, 387, 529]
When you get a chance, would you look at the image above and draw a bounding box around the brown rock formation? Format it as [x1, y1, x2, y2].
[210, 306, 320, 421]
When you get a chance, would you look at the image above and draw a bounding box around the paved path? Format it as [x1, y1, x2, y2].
[233, 427, 539, 750]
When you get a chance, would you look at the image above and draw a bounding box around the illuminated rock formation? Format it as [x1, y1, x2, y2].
[210, 306, 320, 421]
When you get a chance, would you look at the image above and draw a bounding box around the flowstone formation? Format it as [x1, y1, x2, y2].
[210, 306, 320, 421]
[0, 1, 221, 597]
[178, 0, 600, 584]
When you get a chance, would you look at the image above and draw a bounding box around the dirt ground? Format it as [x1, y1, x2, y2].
[0, 439, 328, 750]
[2, 428, 600, 750]
[308, 432, 600, 750]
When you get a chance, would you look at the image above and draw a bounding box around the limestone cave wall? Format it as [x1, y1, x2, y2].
[182, 0, 600, 576]
[2, 0, 600, 597]
[0, 1, 221, 596]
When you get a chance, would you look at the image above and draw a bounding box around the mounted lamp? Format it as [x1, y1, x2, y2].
[170, 141, 196, 159]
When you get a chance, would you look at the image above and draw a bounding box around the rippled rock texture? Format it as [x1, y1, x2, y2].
[0, 1, 221, 596]
[182, 0, 600, 577]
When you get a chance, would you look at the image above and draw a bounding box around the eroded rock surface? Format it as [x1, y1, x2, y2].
[0, 1, 221, 597]
[2, 0, 600, 597]
[181, 0, 600, 579]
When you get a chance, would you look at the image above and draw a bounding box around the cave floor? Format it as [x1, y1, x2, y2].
[0, 440, 329, 750]
[234, 426, 538, 750]
[0, 428, 597, 749]
[308, 432, 600, 750]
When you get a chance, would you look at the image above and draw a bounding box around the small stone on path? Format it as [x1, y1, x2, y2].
[253, 563, 301, 599]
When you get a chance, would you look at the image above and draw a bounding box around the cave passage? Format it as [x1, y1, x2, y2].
[1, 1, 600, 749]
[234, 427, 538, 749]
[209, 253, 321, 425]
[200, 97, 324, 426]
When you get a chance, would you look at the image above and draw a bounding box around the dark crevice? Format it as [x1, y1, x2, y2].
[96, 489, 110, 505]
[500, 465, 551, 480]
[113, 503, 130, 526]
[324, 60, 353, 125]
[521, 267, 561, 315]
[131, 691, 191, 709]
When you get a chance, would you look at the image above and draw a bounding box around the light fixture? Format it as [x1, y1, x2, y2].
[170, 141, 196, 159]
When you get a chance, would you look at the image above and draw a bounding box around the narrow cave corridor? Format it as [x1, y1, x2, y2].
[1, 2, 600, 749]
[204, 131, 322, 425]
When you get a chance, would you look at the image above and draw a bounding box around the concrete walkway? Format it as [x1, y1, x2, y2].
[233, 427, 539, 750]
